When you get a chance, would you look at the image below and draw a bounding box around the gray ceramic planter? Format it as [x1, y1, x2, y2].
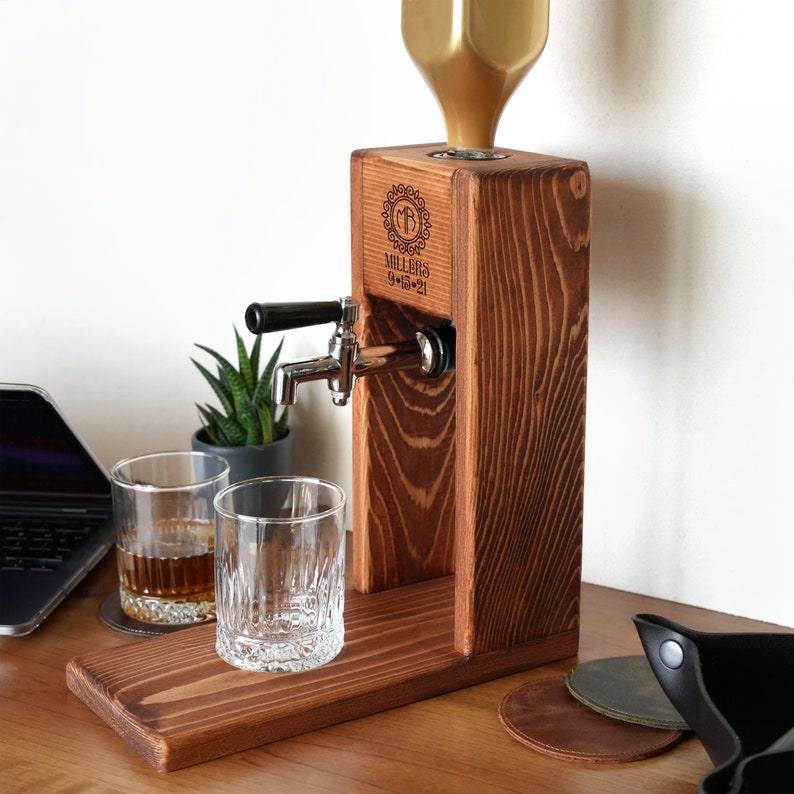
[191, 428, 295, 485]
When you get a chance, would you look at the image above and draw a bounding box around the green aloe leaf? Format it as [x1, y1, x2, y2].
[274, 406, 290, 440]
[235, 326, 258, 396]
[253, 337, 284, 406]
[192, 329, 288, 448]
[196, 404, 220, 444]
[249, 334, 262, 391]
[195, 344, 247, 411]
[257, 402, 273, 444]
[237, 393, 262, 445]
[215, 414, 247, 446]
[191, 359, 235, 418]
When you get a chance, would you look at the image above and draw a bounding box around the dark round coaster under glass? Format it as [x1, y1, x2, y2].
[98, 591, 215, 638]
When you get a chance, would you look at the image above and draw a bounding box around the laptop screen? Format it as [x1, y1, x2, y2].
[1, 385, 116, 635]
[0, 386, 111, 500]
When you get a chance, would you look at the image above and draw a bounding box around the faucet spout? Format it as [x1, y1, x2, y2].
[249, 296, 456, 409]
[272, 342, 422, 408]
[274, 356, 341, 405]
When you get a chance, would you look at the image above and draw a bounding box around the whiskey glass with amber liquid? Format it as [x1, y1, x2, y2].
[110, 451, 229, 624]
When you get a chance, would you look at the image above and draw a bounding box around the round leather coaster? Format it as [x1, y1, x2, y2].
[498, 676, 685, 763]
[98, 591, 214, 637]
[566, 656, 688, 730]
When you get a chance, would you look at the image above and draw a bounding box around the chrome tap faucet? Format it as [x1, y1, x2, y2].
[245, 297, 455, 407]
[272, 297, 359, 407]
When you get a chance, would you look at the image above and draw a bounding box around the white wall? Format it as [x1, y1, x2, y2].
[2, 1, 791, 627]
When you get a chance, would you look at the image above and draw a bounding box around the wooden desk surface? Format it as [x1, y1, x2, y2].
[1, 551, 789, 793]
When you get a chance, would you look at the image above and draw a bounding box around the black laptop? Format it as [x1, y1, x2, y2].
[0, 384, 115, 635]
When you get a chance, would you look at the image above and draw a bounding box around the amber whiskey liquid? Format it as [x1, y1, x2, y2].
[116, 518, 216, 624]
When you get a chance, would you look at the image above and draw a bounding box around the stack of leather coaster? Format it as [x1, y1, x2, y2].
[498, 656, 688, 763]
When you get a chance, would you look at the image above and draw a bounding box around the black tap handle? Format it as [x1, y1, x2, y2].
[245, 301, 343, 334]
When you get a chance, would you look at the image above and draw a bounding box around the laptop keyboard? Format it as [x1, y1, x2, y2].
[1, 516, 103, 572]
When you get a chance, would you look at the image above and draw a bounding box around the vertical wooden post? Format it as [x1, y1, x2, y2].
[351, 144, 590, 658]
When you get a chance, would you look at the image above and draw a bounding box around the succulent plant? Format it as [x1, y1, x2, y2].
[192, 327, 288, 447]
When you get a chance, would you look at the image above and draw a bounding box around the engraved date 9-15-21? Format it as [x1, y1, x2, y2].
[384, 252, 430, 296]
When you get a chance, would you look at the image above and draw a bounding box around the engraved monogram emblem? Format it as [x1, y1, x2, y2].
[382, 184, 432, 256]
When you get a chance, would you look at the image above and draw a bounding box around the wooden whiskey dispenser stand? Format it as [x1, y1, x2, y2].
[351, 143, 590, 658]
[65, 144, 590, 772]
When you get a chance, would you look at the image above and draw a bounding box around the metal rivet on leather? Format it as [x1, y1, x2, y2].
[659, 640, 684, 669]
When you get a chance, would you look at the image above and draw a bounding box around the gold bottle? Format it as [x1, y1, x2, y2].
[402, 0, 549, 159]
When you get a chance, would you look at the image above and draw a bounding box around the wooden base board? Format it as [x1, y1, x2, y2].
[67, 576, 578, 772]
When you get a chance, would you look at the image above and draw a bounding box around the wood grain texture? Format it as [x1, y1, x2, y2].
[4, 550, 791, 791]
[352, 146, 590, 660]
[350, 298, 457, 592]
[352, 147, 459, 593]
[358, 148, 453, 317]
[66, 574, 577, 772]
[454, 155, 590, 656]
